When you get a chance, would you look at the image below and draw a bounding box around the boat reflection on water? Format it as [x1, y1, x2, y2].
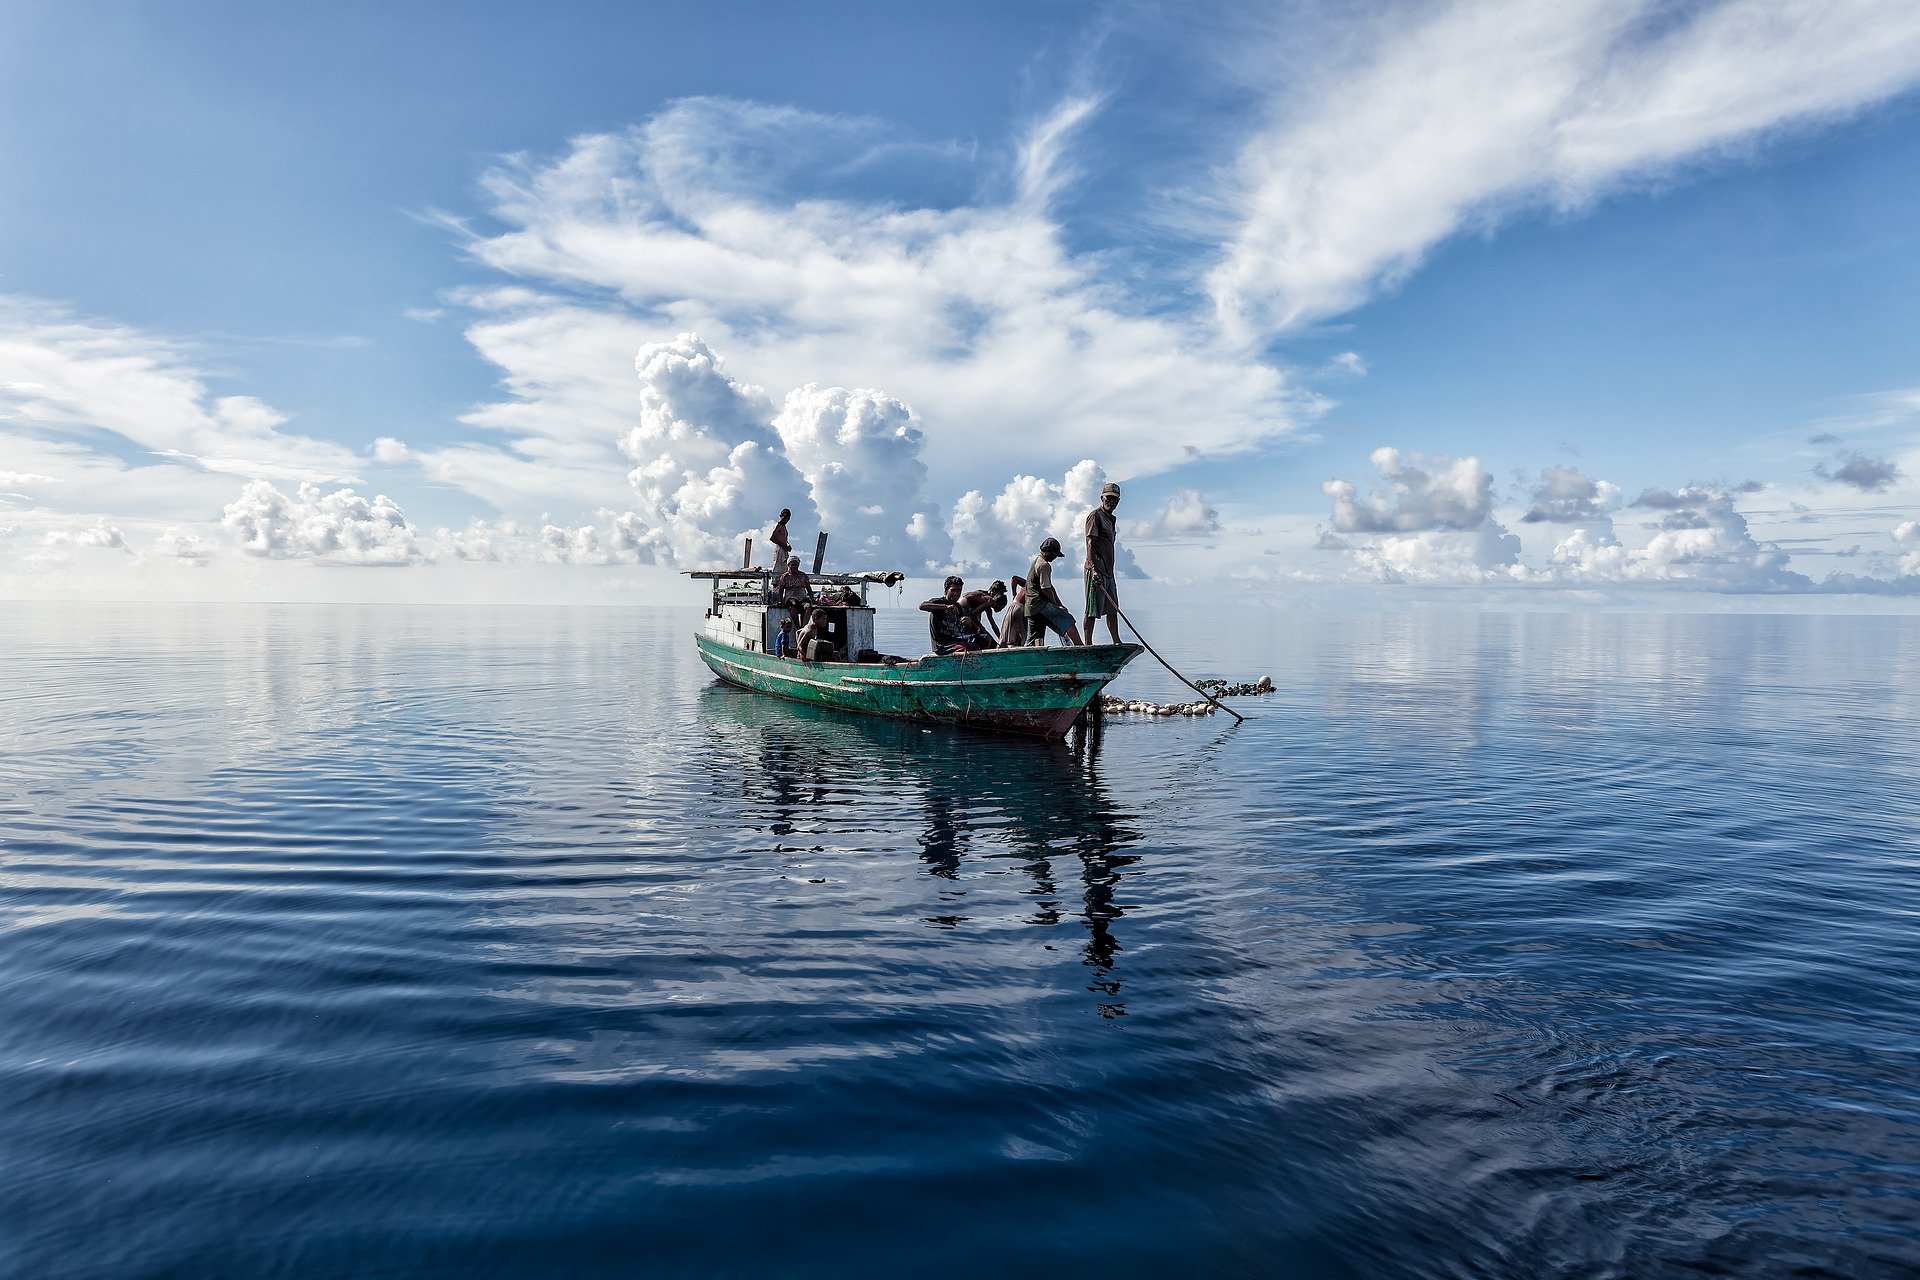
[695, 682, 1142, 1015]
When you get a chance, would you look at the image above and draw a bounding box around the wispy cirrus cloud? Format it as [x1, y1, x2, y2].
[1208, 0, 1920, 336]
[436, 95, 1304, 517]
[0, 296, 362, 491]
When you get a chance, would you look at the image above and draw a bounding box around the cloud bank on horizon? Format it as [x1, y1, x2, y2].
[4, 0, 1920, 601]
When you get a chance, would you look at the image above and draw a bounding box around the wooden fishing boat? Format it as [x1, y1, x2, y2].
[690, 568, 1141, 739]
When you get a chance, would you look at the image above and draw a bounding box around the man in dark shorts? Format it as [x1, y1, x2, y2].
[958, 580, 1007, 645]
[1082, 481, 1122, 645]
[920, 577, 998, 654]
[1025, 537, 1084, 646]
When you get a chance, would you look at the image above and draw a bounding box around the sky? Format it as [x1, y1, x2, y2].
[4, 0, 1920, 607]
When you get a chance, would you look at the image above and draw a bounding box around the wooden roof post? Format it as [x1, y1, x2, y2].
[742, 537, 753, 568]
[811, 531, 828, 574]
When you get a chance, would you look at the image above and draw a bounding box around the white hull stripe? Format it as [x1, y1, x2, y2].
[841, 673, 1109, 688]
[703, 649, 1111, 695]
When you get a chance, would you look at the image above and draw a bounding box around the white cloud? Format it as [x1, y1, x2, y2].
[450, 97, 1303, 501]
[1312, 452, 1872, 591]
[619, 333, 815, 567]
[0, 297, 361, 492]
[43, 519, 130, 552]
[0, 471, 58, 487]
[371, 437, 411, 464]
[1209, 0, 1920, 335]
[1895, 519, 1920, 575]
[221, 480, 425, 565]
[1323, 447, 1497, 533]
[149, 527, 213, 565]
[1131, 488, 1223, 541]
[772, 384, 950, 570]
[538, 511, 665, 566]
[414, 292, 649, 515]
[1354, 525, 1526, 585]
[1522, 465, 1623, 523]
[951, 459, 1145, 577]
[1315, 447, 1535, 583]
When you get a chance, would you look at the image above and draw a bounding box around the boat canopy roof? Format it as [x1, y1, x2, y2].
[687, 569, 905, 586]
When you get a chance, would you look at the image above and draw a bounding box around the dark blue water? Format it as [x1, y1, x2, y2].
[4, 604, 1918, 1279]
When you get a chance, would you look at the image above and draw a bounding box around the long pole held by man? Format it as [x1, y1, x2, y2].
[1083, 481, 1123, 645]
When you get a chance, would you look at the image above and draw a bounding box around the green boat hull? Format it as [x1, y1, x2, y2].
[695, 635, 1141, 738]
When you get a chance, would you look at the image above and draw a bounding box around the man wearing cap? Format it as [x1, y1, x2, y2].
[1025, 537, 1085, 646]
[1082, 482, 1123, 645]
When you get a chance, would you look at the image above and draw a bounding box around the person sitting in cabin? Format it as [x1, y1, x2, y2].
[1000, 573, 1029, 648]
[919, 576, 976, 655]
[797, 607, 842, 663]
[768, 508, 793, 566]
[957, 580, 1007, 647]
[1024, 537, 1084, 646]
[773, 613, 798, 660]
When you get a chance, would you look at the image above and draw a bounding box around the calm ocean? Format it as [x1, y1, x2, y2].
[4, 603, 1918, 1278]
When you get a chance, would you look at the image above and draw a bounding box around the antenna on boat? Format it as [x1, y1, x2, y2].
[811, 531, 828, 574]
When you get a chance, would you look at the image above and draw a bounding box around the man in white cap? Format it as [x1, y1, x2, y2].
[1082, 481, 1123, 645]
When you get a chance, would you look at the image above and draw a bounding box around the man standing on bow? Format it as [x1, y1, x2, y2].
[1082, 481, 1123, 645]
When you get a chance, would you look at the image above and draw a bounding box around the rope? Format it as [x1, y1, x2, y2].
[1093, 576, 1245, 723]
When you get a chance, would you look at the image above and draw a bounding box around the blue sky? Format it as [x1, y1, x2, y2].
[4, 0, 1920, 602]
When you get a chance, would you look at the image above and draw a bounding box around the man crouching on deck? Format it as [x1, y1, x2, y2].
[1083, 481, 1122, 645]
[1024, 538, 1084, 646]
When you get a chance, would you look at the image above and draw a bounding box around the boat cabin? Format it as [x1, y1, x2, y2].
[689, 569, 901, 662]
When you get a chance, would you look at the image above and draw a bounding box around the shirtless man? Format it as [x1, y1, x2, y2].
[958, 581, 1007, 645]
[796, 607, 840, 662]
[768, 507, 793, 568]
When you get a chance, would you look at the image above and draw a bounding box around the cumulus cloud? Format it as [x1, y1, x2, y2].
[429, 519, 517, 563]
[43, 520, 130, 552]
[1813, 450, 1901, 492]
[371, 437, 411, 464]
[221, 480, 424, 565]
[1316, 448, 1527, 582]
[1314, 450, 1920, 594]
[447, 96, 1301, 506]
[618, 334, 815, 568]
[1323, 448, 1496, 533]
[149, 528, 213, 565]
[1552, 485, 1812, 590]
[772, 384, 950, 570]
[1896, 519, 1920, 576]
[1209, 0, 1920, 335]
[1131, 488, 1223, 541]
[538, 512, 666, 566]
[1522, 465, 1622, 523]
[952, 460, 1145, 577]
[1354, 525, 1525, 584]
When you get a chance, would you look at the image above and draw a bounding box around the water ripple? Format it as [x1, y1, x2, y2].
[2, 604, 1918, 1278]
